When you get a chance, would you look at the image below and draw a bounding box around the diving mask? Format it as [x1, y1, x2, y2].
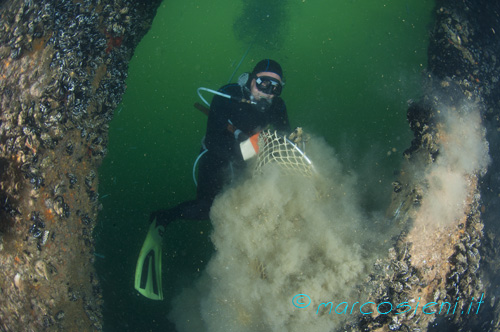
[255, 76, 283, 96]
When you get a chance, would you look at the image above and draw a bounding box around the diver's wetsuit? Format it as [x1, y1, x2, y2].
[152, 83, 290, 226]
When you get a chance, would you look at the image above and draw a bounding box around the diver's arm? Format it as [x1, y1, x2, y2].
[205, 95, 240, 160]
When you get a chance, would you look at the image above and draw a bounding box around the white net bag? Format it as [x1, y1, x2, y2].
[254, 128, 315, 176]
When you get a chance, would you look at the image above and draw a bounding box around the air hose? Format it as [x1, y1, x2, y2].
[197, 87, 254, 107]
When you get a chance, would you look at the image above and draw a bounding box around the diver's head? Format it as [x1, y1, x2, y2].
[251, 59, 283, 80]
[249, 59, 284, 111]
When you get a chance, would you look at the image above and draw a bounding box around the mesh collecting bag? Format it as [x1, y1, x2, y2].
[254, 128, 315, 176]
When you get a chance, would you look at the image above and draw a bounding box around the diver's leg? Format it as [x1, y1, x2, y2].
[151, 152, 226, 226]
[151, 199, 212, 226]
[196, 152, 227, 202]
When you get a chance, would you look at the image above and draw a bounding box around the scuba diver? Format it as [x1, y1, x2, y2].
[150, 59, 291, 227]
[136, 59, 292, 300]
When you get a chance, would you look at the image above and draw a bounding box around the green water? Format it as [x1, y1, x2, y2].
[95, 0, 434, 330]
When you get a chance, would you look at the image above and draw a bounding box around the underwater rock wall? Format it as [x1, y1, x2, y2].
[1, 0, 498, 331]
[0, 0, 160, 330]
[360, 1, 500, 331]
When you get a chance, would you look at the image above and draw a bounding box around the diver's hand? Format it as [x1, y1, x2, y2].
[233, 129, 248, 142]
[289, 127, 309, 144]
[239, 133, 260, 160]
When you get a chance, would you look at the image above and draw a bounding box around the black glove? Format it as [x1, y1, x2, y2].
[233, 129, 249, 142]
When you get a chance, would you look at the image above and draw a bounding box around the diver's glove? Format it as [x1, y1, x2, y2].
[233, 129, 248, 142]
[239, 132, 260, 160]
